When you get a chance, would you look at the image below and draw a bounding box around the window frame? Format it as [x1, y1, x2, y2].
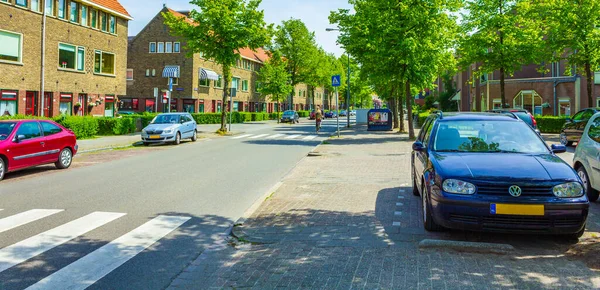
[16, 121, 43, 141]
[199, 77, 210, 87]
[242, 79, 249, 92]
[165, 42, 173, 53]
[157, 42, 165, 53]
[57, 0, 66, 19]
[109, 15, 116, 34]
[80, 5, 87, 26]
[93, 50, 115, 76]
[126, 69, 133, 80]
[15, 0, 27, 8]
[45, 0, 54, 16]
[100, 11, 107, 32]
[58, 42, 84, 71]
[145, 69, 150, 77]
[90, 8, 97, 28]
[31, 0, 41, 12]
[69, 0, 78, 23]
[40, 121, 63, 136]
[173, 42, 180, 53]
[0, 29, 23, 65]
[214, 75, 223, 88]
[149, 42, 156, 53]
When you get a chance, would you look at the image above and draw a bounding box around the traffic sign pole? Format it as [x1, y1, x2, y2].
[332, 75, 341, 137]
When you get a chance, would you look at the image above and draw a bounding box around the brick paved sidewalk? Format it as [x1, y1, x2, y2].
[169, 126, 600, 289]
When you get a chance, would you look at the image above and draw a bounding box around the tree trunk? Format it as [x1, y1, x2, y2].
[406, 79, 414, 139]
[585, 61, 593, 107]
[390, 97, 398, 129]
[290, 88, 294, 111]
[277, 98, 280, 124]
[221, 66, 230, 132]
[398, 94, 404, 132]
[500, 67, 506, 108]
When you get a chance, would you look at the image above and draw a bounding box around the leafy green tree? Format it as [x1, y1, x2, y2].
[163, 0, 271, 132]
[257, 50, 293, 123]
[271, 19, 320, 109]
[438, 73, 458, 111]
[543, 0, 600, 108]
[458, 0, 544, 108]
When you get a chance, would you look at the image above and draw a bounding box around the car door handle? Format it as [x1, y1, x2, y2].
[40, 142, 45, 145]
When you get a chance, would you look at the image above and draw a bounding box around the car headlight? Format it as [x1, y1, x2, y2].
[142, 129, 147, 134]
[552, 182, 584, 198]
[442, 179, 476, 195]
[163, 129, 173, 134]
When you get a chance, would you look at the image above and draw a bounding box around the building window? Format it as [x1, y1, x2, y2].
[255, 82, 261, 92]
[31, 0, 41, 12]
[199, 77, 210, 87]
[80, 5, 87, 26]
[597, 97, 600, 107]
[152, 69, 156, 77]
[69, 1, 78, 22]
[165, 42, 172, 53]
[57, 0, 65, 19]
[231, 77, 240, 90]
[157, 42, 164, 53]
[174, 42, 180, 53]
[90, 8, 97, 28]
[109, 15, 116, 34]
[242, 80, 249, 92]
[199, 100, 204, 113]
[492, 99, 501, 109]
[149, 42, 156, 53]
[104, 96, 114, 117]
[595, 72, 600, 85]
[45, 0, 54, 16]
[16, 0, 27, 8]
[0, 90, 18, 116]
[58, 43, 85, 70]
[94, 50, 115, 75]
[119, 98, 138, 110]
[183, 99, 195, 113]
[59, 93, 73, 115]
[559, 98, 571, 116]
[100, 12, 107, 31]
[0, 30, 22, 64]
[126, 69, 133, 80]
[214, 75, 222, 88]
[145, 69, 150, 77]
[168, 78, 179, 86]
[145, 99, 155, 112]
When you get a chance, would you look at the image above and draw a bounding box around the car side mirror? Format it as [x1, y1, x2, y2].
[412, 141, 426, 152]
[551, 144, 567, 153]
[14, 135, 26, 142]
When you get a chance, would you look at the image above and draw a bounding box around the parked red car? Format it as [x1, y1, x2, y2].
[0, 120, 78, 181]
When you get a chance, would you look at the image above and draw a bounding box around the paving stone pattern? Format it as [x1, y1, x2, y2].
[169, 126, 600, 289]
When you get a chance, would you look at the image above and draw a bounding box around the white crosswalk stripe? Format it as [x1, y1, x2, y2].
[285, 134, 301, 139]
[232, 134, 253, 139]
[302, 135, 317, 140]
[249, 134, 269, 139]
[0, 212, 126, 273]
[266, 134, 284, 139]
[0, 209, 63, 234]
[27, 215, 190, 290]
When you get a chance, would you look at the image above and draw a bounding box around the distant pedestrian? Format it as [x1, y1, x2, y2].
[315, 106, 322, 132]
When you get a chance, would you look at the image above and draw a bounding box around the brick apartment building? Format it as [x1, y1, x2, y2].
[0, 0, 131, 117]
[123, 7, 325, 114]
[434, 60, 600, 116]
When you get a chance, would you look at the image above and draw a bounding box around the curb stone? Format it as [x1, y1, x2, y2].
[418, 239, 515, 254]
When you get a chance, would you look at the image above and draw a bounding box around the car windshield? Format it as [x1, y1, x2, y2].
[283, 111, 294, 116]
[0, 122, 16, 140]
[433, 120, 548, 154]
[151, 115, 180, 124]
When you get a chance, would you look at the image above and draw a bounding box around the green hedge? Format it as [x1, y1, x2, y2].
[535, 115, 567, 133]
[54, 116, 99, 139]
[297, 110, 310, 118]
[96, 117, 136, 135]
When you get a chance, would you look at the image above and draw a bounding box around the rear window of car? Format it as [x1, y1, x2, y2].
[589, 117, 600, 143]
[512, 112, 533, 126]
[0, 122, 16, 140]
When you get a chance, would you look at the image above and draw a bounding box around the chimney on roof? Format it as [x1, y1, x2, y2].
[163, 3, 166, 8]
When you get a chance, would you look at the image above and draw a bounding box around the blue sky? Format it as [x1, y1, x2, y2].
[121, 0, 353, 56]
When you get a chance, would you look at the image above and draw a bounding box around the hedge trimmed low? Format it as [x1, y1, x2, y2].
[534, 115, 567, 133]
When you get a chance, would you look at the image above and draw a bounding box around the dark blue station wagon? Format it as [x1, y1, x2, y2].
[411, 112, 589, 239]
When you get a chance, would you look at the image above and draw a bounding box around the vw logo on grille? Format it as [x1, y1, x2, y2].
[508, 185, 522, 197]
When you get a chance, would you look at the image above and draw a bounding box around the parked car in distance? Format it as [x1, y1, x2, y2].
[339, 110, 348, 117]
[141, 113, 198, 146]
[325, 111, 337, 118]
[412, 111, 588, 239]
[560, 107, 600, 146]
[573, 112, 600, 202]
[281, 110, 299, 123]
[350, 110, 356, 116]
[0, 120, 78, 181]
[487, 108, 540, 134]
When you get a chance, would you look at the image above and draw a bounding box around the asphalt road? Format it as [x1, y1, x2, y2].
[0, 117, 354, 290]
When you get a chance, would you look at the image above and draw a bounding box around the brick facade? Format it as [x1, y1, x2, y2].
[0, 0, 130, 117]
[123, 8, 324, 114]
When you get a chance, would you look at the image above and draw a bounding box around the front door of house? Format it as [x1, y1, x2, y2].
[25, 91, 37, 116]
[77, 94, 87, 116]
[43, 92, 53, 117]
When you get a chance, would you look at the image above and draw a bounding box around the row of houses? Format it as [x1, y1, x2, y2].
[0, 1, 326, 118]
[428, 61, 600, 116]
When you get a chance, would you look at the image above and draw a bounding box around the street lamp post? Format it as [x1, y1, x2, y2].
[326, 27, 351, 128]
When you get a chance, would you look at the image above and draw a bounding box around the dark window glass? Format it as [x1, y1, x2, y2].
[41, 121, 62, 136]
[16, 122, 42, 140]
[572, 111, 585, 121]
[589, 117, 600, 143]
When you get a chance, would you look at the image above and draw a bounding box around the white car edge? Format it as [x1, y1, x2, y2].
[573, 111, 600, 202]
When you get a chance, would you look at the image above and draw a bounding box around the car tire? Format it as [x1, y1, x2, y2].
[174, 132, 181, 145]
[564, 226, 585, 241]
[191, 130, 197, 142]
[143, 142, 150, 146]
[0, 157, 5, 181]
[577, 166, 599, 202]
[560, 132, 573, 146]
[422, 183, 443, 231]
[55, 148, 73, 169]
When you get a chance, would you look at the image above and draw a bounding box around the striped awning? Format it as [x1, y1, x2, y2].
[199, 68, 219, 81]
[162, 66, 180, 78]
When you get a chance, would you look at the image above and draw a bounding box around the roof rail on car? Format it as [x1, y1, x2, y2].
[432, 110, 443, 119]
[488, 110, 519, 120]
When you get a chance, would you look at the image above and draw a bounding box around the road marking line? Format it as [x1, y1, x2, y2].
[232, 134, 252, 139]
[0, 212, 125, 273]
[392, 222, 401, 226]
[0, 209, 64, 234]
[285, 134, 301, 139]
[27, 215, 191, 290]
[396, 202, 404, 206]
[398, 196, 405, 199]
[399, 189, 406, 193]
[266, 134, 284, 139]
[303, 135, 317, 140]
[249, 134, 269, 139]
[394, 211, 402, 216]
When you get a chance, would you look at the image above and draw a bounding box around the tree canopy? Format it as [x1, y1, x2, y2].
[257, 50, 293, 117]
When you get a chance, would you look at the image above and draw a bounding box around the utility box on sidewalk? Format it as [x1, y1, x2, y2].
[356, 109, 370, 124]
[367, 109, 393, 131]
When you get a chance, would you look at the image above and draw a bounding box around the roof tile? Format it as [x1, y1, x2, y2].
[89, 0, 131, 18]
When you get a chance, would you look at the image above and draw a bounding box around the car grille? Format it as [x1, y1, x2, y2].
[449, 214, 584, 230]
[145, 130, 163, 134]
[475, 184, 554, 196]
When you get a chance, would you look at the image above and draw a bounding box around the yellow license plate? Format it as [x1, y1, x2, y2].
[491, 204, 544, 216]
[149, 135, 161, 139]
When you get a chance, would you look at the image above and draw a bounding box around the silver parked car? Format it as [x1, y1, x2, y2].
[573, 112, 600, 202]
[142, 113, 198, 145]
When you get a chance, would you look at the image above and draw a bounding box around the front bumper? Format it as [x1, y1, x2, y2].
[141, 133, 177, 143]
[430, 192, 589, 234]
